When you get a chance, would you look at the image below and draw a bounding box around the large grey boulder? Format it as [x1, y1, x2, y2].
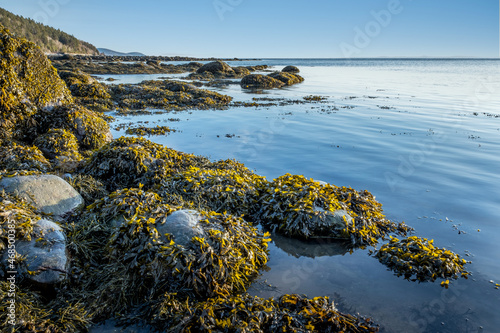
[1, 219, 68, 284]
[157, 210, 206, 247]
[0, 175, 84, 217]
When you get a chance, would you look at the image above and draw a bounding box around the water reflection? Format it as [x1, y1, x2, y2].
[270, 231, 351, 258]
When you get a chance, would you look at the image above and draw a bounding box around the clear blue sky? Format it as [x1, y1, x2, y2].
[0, 0, 498, 58]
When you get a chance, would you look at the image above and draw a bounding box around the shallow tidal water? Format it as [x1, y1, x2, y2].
[98, 59, 500, 333]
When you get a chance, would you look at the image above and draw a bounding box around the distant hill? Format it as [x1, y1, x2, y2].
[98, 48, 146, 57]
[0, 7, 98, 55]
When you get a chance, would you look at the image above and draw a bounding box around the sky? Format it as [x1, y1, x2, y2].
[0, 0, 498, 58]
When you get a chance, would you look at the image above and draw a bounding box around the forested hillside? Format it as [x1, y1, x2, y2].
[0, 7, 98, 54]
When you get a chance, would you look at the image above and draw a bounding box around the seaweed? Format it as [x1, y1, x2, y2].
[373, 236, 469, 285]
[0, 142, 51, 173]
[162, 159, 267, 217]
[82, 136, 210, 190]
[258, 174, 410, 247]
[150, 293, 379, 332]
[33, 128, 82, 161]
[0, 190, 40, 253]
[66, 174, 109, 206]
[0, 282, 91, 332]
[125, 125, 176, 137]
[34, 104, 112, 150]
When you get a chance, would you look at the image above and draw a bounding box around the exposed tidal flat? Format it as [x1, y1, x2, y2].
[105, 59, 500, 332]
[1, 27, 499, 332]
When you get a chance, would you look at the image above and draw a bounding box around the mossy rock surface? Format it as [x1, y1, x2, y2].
[241, 74, 285, 89]
[0, 24, 73, 140]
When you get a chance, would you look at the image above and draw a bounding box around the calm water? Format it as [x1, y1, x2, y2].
[102, 59, 500, 332]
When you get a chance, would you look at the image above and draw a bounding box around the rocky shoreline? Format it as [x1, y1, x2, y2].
[0, 24, 470, 332]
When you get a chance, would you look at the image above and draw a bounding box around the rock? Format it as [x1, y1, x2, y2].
[186, 61, 204, 69]
[163, 81, 197, 92]
[35, 104, 113, 150]
[312, 206, 354, 231]
[146, 60, 161, 67]
[232, 66, 251, 76]
[1, 219, 68, 284]
[0, 142, 51, 172]
[282, 65, 300, 73]
[33, 128, 82, 161]
[58, 70, 112, 112]
[0, 24, 73, 141]
[157, 210, 205, 247]
[197, 61, 234, 74]
[268, 72, 304, 86]
[240, 74, 285, 89]
[0, 175, 84, 217]
[83, 137, 210, 190]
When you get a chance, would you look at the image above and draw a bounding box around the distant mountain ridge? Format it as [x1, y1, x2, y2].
[98, 48, 146, 57]
[0, 7, 98, 55]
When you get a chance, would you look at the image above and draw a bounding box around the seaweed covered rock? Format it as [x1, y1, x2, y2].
[151, 293, 379, 332]
[241, 74, 285, 89]
[58, 70, 112, 111]
[33, 128, 81, 161]
[196, 60, 234, 75]
[1, 219, 68, 285]
[163, 159, 267, 216]
[82, 137, 210, 190]
[0, 175, 84, 217]
[0, 24, 73, 141]
[232, 66, 251, 76]
[110, 80, 232, 111]
[35, 104, 112, 150]
[106, 209, 269, 297]
[268, 71, 304, 86]
[282, 65, 300, 73]
[75, 195, 270, 317]
[0, 142, 51, 172]
[271, 231, 350, 258]
[258, 174, 410, 247]
[374, 236, 469, 285]
[86, 186, 165, 227]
